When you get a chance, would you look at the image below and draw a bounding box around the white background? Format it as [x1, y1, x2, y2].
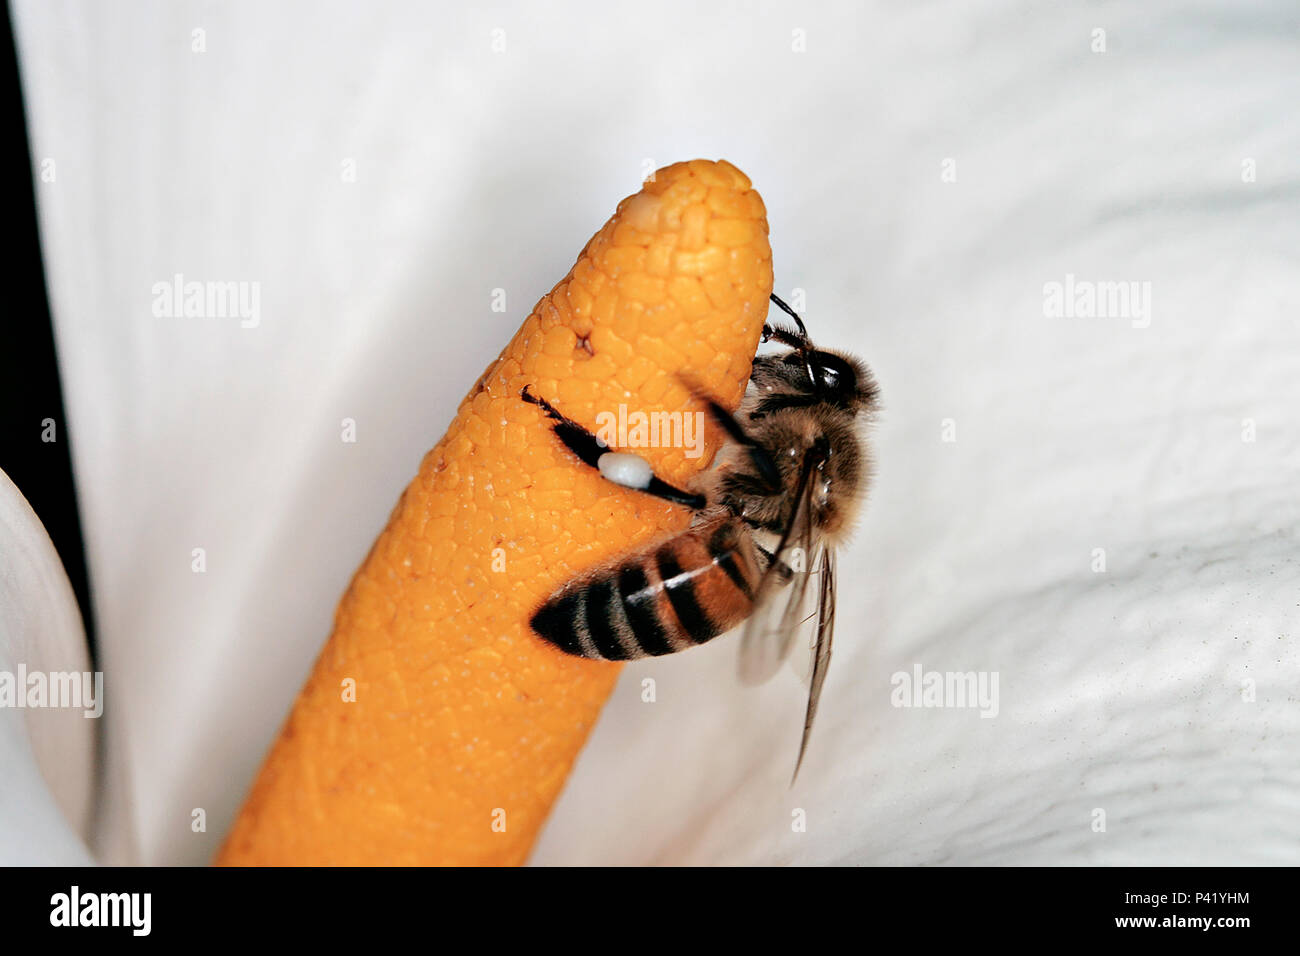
[8, 0, 1298, 865]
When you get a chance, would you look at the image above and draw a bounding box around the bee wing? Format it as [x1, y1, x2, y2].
[792, 546, 836, 783]
[787, 542, 828, 685]
[737, 452, 819, 685]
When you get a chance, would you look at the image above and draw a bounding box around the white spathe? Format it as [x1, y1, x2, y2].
[8, 0, 1299, 865]
[0, 470, 95, 865]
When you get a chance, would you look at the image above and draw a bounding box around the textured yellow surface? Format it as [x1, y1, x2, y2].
[215, 159, 773, 865]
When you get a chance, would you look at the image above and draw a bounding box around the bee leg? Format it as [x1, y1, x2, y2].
[754, 542, 796, 583]
[520, 386, 706, 510]
[765, 293, 812, 346]
[673, 373, 782, 492]
[761, 323, 807, 349]
[702, 400, 783, 493]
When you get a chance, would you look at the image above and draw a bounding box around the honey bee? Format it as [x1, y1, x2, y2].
[521, 293, 880, 780]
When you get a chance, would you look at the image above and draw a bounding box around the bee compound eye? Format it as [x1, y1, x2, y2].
[809, 351, 858, 396]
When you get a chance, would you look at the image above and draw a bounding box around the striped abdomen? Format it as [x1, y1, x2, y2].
[530, 516, 765, 660]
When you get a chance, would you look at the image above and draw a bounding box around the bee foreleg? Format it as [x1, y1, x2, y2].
[761, 323, 807, 349]
[765, 293, 811, 345]
[754, 541, 796, 584]
[521, 385, 706, 510]
[703, 400, 782, 493]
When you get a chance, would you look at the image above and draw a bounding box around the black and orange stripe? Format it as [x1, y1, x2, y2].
[530, 516, 765, 660]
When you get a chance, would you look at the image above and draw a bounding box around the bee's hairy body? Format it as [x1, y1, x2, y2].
[528, 336, 879, 662]
[714, 350, 872, 544]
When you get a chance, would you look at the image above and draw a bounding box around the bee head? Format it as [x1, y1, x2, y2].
[765, 294, 880, 411]
[782, 348, 879, 410]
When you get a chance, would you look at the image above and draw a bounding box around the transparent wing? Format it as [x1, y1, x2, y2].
[787, 542, 827, 686]
[792, 546, 836, 783]
[737, 452, 819, 685]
